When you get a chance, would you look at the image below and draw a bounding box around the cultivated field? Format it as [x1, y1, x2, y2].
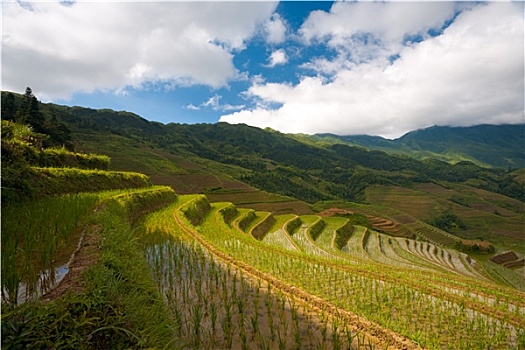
[136, 194, 525, 349]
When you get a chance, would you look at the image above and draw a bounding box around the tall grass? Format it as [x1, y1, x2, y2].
[1, 193, 100, 304]
[38, 147, 110, 170]
[30, 167, 151, 198]
[2, 191, 178, 349]
[1, 186, 176, 304]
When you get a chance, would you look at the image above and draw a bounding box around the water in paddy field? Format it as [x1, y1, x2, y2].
[1, 263, 69, 305]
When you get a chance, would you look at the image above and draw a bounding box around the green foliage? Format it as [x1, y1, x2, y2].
[238, 210, 257, 232]
[219, 203, 239, 225]
[306, 124, 525, 169]
[30, 167, 151, 198]
[0, 120, 119, 203]
[38, 148, 110, 170]
[181, 195, 211, 226]
[309, 219, 326, 241]
[429, 210, 467, 232]
[454, 240, 495, 254]
[251, 214, 276, 240]
[6, 92, 523, 205]
[2, 89, 72, 148]
[285, 217, 302, 235]
[1, 194, 177, 349]
[110, 186, 177, 222]
[334, 221, 354, 250]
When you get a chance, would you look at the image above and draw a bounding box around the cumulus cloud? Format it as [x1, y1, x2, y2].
[264, 13, 287, 44]
[220, 2, 524, 138]
[299, 2, 458, 66]
[266, 49, 288, 67]
[2, 1, 278, 100]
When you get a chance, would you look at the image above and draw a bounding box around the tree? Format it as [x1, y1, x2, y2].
[19, 87, 45, 133]
[1, 92, 17, 121]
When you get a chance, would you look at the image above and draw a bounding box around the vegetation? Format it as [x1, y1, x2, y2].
[164, 196, 525, 349]
[1, 117, 150, 203]
[428, 209, 468, 231]
[1, 88, 523, 349]
[300, 124, 524, 169]
[2, 189, 178, 349]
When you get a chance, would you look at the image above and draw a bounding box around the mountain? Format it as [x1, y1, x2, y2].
[301, 124, 525, 168]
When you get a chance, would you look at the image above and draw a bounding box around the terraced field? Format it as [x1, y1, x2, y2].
[3, 185, 524, 349]
[134, 194, 525, 349]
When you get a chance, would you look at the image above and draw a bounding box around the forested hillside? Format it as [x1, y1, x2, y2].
[299, 124, 524, 168]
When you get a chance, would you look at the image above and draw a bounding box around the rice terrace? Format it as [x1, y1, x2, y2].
[2, 1, 525, 349]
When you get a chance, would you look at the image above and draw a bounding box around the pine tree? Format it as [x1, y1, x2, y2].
[20, 87, 45, 133]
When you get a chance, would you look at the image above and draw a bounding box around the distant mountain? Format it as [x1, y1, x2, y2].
[302, 124, 524, 168]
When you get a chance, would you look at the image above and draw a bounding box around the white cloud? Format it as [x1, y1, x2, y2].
[299, 1, 458, 69]
[220, 2, 524, 139]
[2, 1, 278, 100]
[186, 94, 244, 112]
[264, 13, 287, 44]
[266, 49, 288, 67]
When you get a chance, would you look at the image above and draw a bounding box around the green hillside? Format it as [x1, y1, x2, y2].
[302, 124, 525, 168]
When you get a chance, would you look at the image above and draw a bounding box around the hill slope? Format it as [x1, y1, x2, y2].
[304, 124, 524, 168]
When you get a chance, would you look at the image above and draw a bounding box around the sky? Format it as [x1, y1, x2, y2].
[2, 1, 524, 139]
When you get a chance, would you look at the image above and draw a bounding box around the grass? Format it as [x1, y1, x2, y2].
[1, 186, 176, 305]
[30, 167, 152, 198]
[1, 193, 100, 304]
[1, 188, 179, 349]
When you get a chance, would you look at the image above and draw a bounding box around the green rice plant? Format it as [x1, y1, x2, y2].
[2, 190, 179, 349]
[30, 167, 151, 198]
[38, 147, 110, 170]
[1, 193, 100, 303]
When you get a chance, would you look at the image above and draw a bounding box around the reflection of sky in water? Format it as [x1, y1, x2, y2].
[2, 264, 69, 305]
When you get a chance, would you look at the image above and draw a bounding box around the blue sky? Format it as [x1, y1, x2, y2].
[3, 1, 524, 138]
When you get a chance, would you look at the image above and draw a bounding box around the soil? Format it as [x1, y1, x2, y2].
[43, 224, 102, 301]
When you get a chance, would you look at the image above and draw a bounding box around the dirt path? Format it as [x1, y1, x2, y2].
[43, 224, 102, 301]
